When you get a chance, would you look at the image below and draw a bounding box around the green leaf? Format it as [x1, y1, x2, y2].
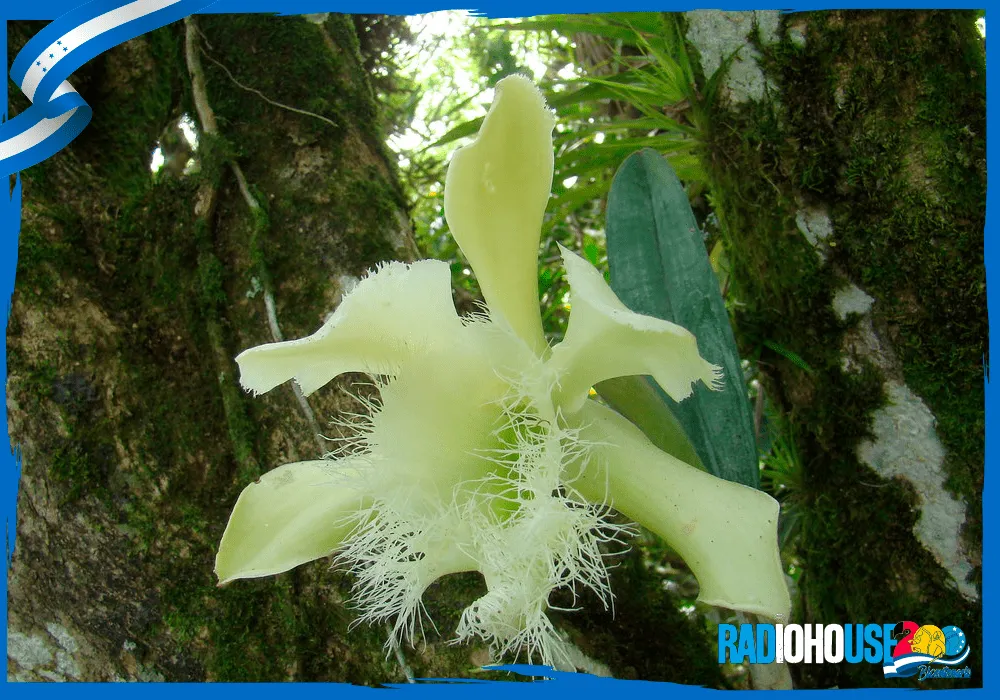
[552, 116, 667, 142]
[547, 72, 660, 110]
[763, 339, 815, 375]
[595, 375, 706, 472]
[431, 117, 484, 148]
[573, 73, 686, 107]
[603, 149, 759, 488]
[606, 11, 669, 36]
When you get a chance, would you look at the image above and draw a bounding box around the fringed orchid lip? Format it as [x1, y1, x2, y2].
[215, 74, 789, 667]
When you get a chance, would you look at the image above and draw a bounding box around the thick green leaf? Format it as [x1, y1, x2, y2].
[602, 149, 759, 488]
[594, 375, 706, 473]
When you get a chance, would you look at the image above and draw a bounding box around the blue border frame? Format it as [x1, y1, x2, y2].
[2, 1, 992, 694]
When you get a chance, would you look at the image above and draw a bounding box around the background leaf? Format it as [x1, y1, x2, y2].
[602, 149, 759, 488]
[595, 375, 706, 472]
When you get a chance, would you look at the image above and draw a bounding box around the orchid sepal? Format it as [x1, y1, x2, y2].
[215, 459, 368, 585]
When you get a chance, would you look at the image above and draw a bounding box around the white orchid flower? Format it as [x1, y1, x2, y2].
[215, 75, 789, 667]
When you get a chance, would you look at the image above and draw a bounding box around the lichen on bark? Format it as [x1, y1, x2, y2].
[685, 9, 984, 688]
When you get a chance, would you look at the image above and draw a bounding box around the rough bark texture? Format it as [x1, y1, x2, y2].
[6, 15, 726, 686]
[686, 9, 984, 688]
[5, 14, 432, 683]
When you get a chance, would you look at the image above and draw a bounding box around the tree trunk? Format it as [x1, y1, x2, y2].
[5, 14, 437, 683]
[685, 9, 984, 688]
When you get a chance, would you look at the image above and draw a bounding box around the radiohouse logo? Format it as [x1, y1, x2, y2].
[884, 621, 971, 679]
[718, 621, 972, 680]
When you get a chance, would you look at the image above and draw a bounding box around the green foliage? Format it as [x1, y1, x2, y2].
[596, 375, 705, 472]
[443, 13, 716, 189]
[603, 150, 758, 488]
[758, 408, 805, 550]
[469, 31, 531, 86]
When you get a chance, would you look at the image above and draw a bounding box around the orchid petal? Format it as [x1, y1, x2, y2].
[550, 245, 722, 413]
[444, 75, 554, 354]
[215, 460, 368, 584]
[569, 400, 790, 622]
[236, 259, 462, 396]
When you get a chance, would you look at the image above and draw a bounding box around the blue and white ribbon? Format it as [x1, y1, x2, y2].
[882, 646, 971, 679]
[1, 0, 217, 177]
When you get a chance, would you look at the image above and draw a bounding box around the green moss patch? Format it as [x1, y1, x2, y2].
[697, 10, 983, 688]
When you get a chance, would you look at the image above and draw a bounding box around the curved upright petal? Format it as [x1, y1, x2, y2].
[569, 401, 790, 622]
[237, 259, 463, 396]
[549, 245, 722, 413]
[444, 75, 554, 354]
[215, 460, 369, 584]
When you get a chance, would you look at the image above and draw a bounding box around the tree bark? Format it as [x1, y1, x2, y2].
[686, 9, 984, 688]
[5, 14, 433, 683]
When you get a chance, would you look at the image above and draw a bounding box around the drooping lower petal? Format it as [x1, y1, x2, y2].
[236, 259, 463, 396]
[549, 245, 722, 413]
[215, 460, 368, 584]
[444, 75, 554, 355]
[568, 400, 791, 622]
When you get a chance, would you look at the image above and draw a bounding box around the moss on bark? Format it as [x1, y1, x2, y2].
[695, 10, 983, 688]
[7, 16, 422, 683]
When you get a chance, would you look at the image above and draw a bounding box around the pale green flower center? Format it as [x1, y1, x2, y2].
[331, 316, 615, 656]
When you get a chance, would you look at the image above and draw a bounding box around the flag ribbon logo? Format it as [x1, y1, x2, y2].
[1, 0, 217, 177]
[883, 646, 971, 679]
